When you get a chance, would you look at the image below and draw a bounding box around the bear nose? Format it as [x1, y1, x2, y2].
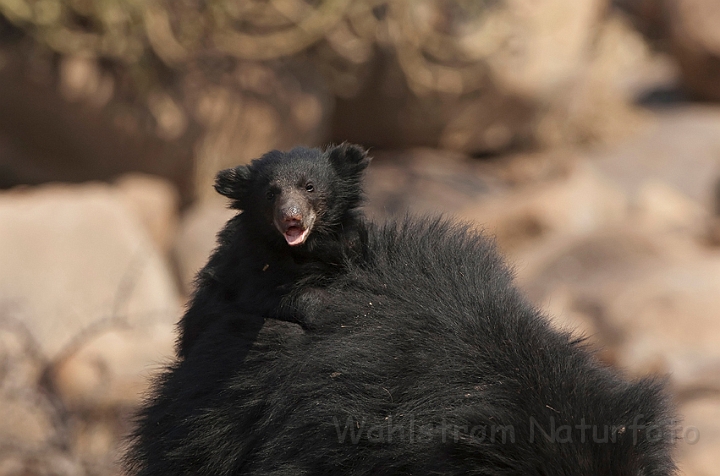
[282, 206, 303, 222]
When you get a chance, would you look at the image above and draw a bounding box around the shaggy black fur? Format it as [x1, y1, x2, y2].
[178, 144, 370, 359]
[128, 217, 677, 476]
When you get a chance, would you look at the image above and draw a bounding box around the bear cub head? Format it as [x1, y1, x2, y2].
[214, 143, 370, 248]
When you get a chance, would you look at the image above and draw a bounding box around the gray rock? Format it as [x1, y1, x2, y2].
[676, 397, 720, 476]
[522, 224, 720, 396]
[0, 325, 43, 394]
[173, 200, 236, 296]
[114, 173, 180, 255]
[593, 106, 720, 206]
[51, 321, 176, 409]
[0, 451, 85, 476]
[0, 183, 180, 409]
[0, 392, 57, 450]
[459, 160, 629, 254]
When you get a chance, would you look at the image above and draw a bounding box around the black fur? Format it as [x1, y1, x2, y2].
[178, 144, 370, 359]
[128, 217, 677, 475]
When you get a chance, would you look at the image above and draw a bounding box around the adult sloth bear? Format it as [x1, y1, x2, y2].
[127, 214, 677, 474]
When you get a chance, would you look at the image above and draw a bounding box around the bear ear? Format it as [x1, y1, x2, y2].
[214, 166, 251, 204]
[328, 143, 371, 177]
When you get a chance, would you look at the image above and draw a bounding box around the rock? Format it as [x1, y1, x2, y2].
[459, 161, 628, 253]
[0, 451, 85, 476]
[706, 177, 720, 245]
[0, 456, 25, 476]
[676, 397, 720, 476]
[593, 105, 720, 205]
[364, 149, 627, 255]
[0, 183, 180, 409]
[520, 228, 667, 301]
[51, 321, 176, 409]
[609, 254, 720, 388]
[635, 179, 707, 234]
[114, 173, 180, 255]
[614, 0, 668, 41]
[0, 325, 43, 393]
[515, 227, 665, 369]
[73, 418, 117, 463]
[0, 393, 57, 450]
[707, 216, 720, 246]
[471, 0, 607, 99]
[173, 201, 236, 295]
[71, 413, 128, 476]
[0, 312, 79, 474]
[521, 223, 720, 395]
[534, 12, 665, 146]
[663, 0, 720, 100]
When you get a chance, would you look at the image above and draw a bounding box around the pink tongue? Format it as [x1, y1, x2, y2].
[284, 227, 307, 246]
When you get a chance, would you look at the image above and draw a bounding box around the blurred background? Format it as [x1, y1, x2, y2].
[0, 0, 719, 474]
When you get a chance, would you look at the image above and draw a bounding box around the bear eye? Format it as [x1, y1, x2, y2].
[305, 183, 314, 192]
[266, 190, 274, 200]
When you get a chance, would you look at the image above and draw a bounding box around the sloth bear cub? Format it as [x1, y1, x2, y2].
[178, 143, 369, 358]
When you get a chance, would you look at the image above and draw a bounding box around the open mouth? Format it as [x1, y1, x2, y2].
[275, 209, 316, 247]
[283, 224, 310, 246]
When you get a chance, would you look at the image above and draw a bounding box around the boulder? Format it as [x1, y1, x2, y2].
[114, 173, 180, 255]
[0, 325, 44, 393]
[634, 179, 707, 234]
[173, 201, 236, 296]
[522, 221, 720, 396]
[458, 161, 628, 253]
[364, 149, 628, 255]
[676, 397, 720, 476]
[0, 451, 85, 476]
[593, 105, 720, 205]
[0, 393, 57, 451]
[71, 412, 130, 476]
[0, 183, 180, 409]
[664, 0, 720, 100]
[608, 254, 720, 388]
[51, 321, 176, 409]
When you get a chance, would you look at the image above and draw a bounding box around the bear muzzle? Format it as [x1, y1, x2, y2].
[274, 202, 316, 246]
